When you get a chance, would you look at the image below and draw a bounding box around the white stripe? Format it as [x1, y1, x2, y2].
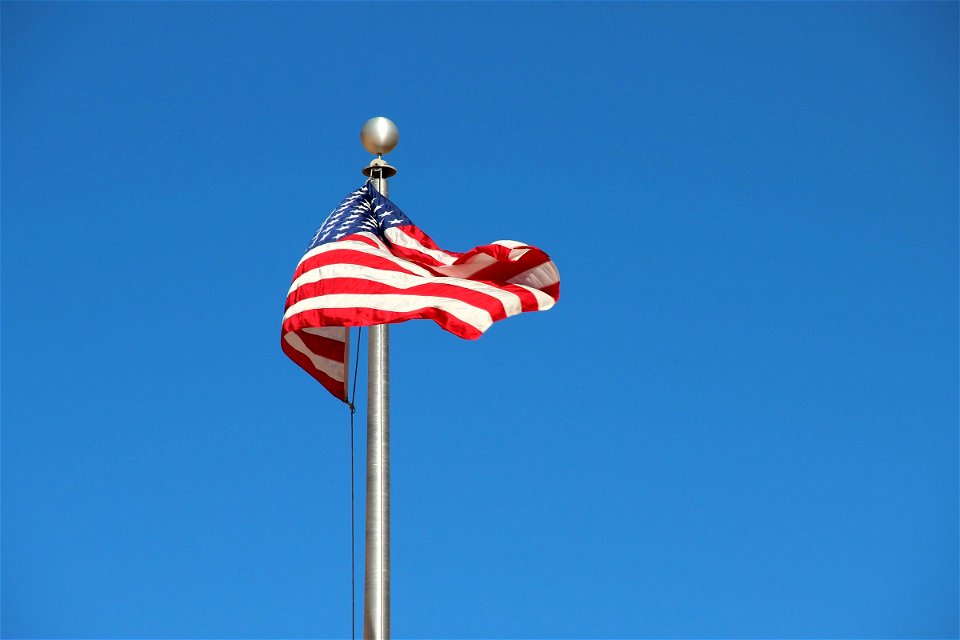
[423, 241, 533, 278]
[288, 264, 523, 317]
[290, 239, 434, 296]
[283, 331, 345, 382]
[507, 261, 560, 290]
[297, 234, 428, 273]
[430, 253, 500, 279]
[509, 283, 556, 311]
[284, 293, 493, 333]
[302, 326, 348, 340]
[491, 240, 533, 261]
[385, 227, 458, 265]
[420, 243, 525, 279]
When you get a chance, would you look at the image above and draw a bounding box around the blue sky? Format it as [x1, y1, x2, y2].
[2, 2, 957, 638]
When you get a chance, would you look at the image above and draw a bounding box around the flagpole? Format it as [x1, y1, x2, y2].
[360, 117, 398, 640]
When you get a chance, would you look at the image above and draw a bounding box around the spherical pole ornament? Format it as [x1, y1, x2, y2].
[361, 117, 399, 156]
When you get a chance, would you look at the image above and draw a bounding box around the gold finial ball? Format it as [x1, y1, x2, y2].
[360, 117, 399, 155]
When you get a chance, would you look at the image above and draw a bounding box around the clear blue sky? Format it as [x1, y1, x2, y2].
[2, 2, 957, 638]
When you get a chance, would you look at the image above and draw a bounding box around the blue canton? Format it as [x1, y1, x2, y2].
[306, 182, 412, 251]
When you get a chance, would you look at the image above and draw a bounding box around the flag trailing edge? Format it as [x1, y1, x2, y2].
[281, 181, 561, 402]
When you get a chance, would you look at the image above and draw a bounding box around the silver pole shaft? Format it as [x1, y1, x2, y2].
[364, 173, 390, 640]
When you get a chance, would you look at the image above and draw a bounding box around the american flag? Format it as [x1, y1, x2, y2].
[281, 182, 560, 401]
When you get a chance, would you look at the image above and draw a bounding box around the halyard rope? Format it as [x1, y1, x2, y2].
[348, 327, 362, 640]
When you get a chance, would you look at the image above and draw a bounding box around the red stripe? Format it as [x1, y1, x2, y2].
[347, 234, 382, 249]
[285, 306, 484, 340]
[296, 329, 346, 364]
[280, 334, 347, 401]
[399, 224, 449, 253]
[540, 281, 560, 301]
[457, 243, 516, 263]
[386, 243, 446, 267]
[385, 226, 459, 267]
[489, 281, 542, 312]
[294, 246, 419, 282]
[466, 247, 553, 283]
[286, 277, 511, 322]
[290, 254, 422, 307]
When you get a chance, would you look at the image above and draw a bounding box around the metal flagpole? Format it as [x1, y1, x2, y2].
[359, 117, 398, 640]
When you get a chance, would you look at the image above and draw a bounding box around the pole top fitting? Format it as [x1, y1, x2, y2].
[362, 156, 397, 179]
[360, 117, 398, 180]
[361, 117, 399, 156]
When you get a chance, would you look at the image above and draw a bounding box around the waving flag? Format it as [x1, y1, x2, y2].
[281, 182, 560, 401]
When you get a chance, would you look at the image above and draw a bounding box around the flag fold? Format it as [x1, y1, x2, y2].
[281, 182, 560, 401]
